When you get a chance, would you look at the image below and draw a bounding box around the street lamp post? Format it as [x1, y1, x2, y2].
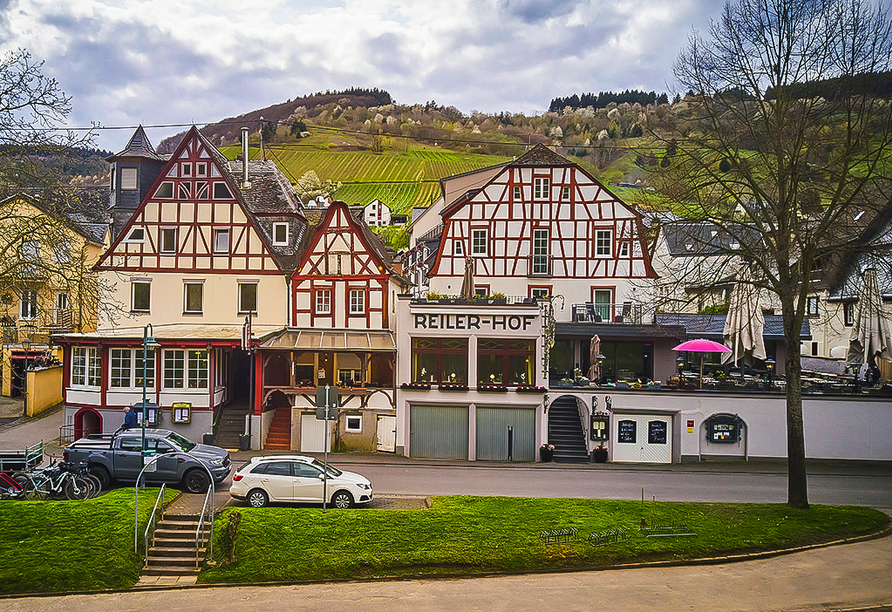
[21, 337, 30, 413]
[140, 324, 161, 461]
[765, 356, 776, 391]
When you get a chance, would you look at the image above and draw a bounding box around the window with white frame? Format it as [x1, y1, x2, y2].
[196, 162, 207, 177]
[806, 296, 819, 317]
[72, 347, 100, 387]
[532, 228, 550, 275]
[135, 349, 156, 388]
[454, 239, 463, 256]
[595, 229, 612, 257]
[154, 182, 174, 198]
[315, 289, 332, 314]
[619, 241, 630, 257]
[213, 182, 233, 199]
[131, 280, 151, 312]
[184, 281, 203, 314]
[121, 168, 137, 190]
[533, 177, 550, 200]
[471, 229, 488, 256]
[349, 289, 366, 314]
[110, 349, 133, 388]
[160, 228, 177, 253]
[181, 162, 192, 177]
[345, 415, 362, 433]
[20, 290, 37, 320]
[56, 292, 68, 311]
[513, 185, 522, 200]
[163, 349, 208, 389]
[238, 282, 258, 314]
[561, 186, 570, 201]
[844, 301, 855, 326]
[273, 223, 289, 246]
[124, 227, 145, 243]
[213, 229, 230, 253]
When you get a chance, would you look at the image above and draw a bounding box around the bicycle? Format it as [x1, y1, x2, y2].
[20, 460, 92, 501]
[0, 471, 27, 500]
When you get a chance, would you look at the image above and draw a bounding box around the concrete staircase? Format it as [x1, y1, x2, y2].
[213, 400, 250, 450]
[142, 513, 209, 578]
[547, 396, 590, 463]
[264, 407, 291, 450]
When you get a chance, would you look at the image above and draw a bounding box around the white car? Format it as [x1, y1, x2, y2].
[229, 455, 373, 508]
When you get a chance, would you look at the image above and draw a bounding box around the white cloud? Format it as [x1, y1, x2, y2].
[0, 0, 720, 151]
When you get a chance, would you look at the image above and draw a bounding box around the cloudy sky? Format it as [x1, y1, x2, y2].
[0, 0, 720, 152]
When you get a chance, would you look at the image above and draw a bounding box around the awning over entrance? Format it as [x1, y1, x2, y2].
[259, 329, 397, 352]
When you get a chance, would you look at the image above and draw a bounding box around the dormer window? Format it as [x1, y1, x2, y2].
[124, 227, 145, 243]
[273, 223, 288, 246]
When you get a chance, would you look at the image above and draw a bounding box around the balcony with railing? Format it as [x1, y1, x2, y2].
[570, 302, 648, 324]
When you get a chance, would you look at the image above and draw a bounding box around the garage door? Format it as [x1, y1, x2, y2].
[410, 405, 469, 459]
[476, 407, 535, 462]
[611, 415, 672, 463]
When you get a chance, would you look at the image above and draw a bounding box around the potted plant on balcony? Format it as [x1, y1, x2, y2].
[539, 443, 554, 462]
[490, 292, 507, 305]
[592, 443, 608, 463]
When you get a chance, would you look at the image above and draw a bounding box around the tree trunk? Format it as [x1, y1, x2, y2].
[782, 299, 809, 509]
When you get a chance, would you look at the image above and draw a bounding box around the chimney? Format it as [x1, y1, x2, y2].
[241, 127, 251, 188]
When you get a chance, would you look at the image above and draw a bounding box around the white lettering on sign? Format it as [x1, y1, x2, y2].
[413, 313, 536, 331]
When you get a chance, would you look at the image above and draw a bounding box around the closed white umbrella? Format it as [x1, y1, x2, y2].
[847, 268, 892, 366]
[723, 282, 767, 366]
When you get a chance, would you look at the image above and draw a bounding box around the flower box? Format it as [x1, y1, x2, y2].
[478, 384, 508, 391]
[438, 383, 469, 391]
[401, 382, 431, 390]
[516, 385, 547, 393]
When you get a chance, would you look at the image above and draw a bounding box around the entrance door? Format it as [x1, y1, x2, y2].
[300, 413, 331, 453]
[376, 415, 396, 452]
[612, 415, 672, 463]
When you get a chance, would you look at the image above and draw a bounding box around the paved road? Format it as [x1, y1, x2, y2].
[2, 531, 891, 612]
[329, 461, 892, 507]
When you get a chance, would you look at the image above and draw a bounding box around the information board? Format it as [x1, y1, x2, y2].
[648, 421, 668, 444]
[617, 420, 637, 444]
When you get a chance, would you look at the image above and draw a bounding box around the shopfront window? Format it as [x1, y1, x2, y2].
[477, 339, 535, 385]
[411, 338, 468, 384]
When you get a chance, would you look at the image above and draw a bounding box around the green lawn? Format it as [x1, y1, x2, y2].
[201, 496, 889, 584]
[0, 488, 177, 594]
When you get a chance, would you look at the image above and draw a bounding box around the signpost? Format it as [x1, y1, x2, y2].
[315, 385, 338, 511]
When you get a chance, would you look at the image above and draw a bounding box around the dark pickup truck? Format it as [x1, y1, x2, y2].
[64, 429, 231, 492]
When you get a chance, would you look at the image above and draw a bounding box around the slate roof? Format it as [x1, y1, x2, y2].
[654, 312, 811, 341]
[7, 188, 111, 245]
[106, 125, 166, 162]
[510, 143, 574, 166]
[660, 222, 763, 256]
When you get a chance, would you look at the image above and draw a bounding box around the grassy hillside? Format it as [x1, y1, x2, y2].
[222, 145, 513, 213]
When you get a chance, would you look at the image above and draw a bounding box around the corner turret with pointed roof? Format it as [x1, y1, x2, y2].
[106, 125, 169, 239]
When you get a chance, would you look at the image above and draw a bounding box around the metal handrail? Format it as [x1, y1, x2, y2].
[142, 483, 166, 567]
[195, 479, 215, 568]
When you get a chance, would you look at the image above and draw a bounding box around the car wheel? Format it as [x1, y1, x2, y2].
[89, 466, 111, 491]
[332, 490, 354, 509]
[184, 469, 210, 494]
[247, 489, 268, 508]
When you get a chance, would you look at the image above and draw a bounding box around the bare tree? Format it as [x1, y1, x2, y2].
[647, 0, 892, 508]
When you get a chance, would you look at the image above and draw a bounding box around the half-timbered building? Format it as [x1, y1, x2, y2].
[256, 201, 410, 453]
[54, 126, 303, 443]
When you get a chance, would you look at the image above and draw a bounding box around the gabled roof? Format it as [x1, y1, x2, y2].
[509, 143, 574, 167]
[106, 125, 166, 162]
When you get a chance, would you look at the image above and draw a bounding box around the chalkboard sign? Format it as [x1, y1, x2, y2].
[617, 420, 636, 443]
[648, 421, 668, 444]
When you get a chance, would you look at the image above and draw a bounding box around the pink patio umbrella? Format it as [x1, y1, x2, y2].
[672, 339, 732, 388]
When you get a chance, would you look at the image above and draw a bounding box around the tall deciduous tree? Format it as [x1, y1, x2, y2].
[650, 0, 892, 508]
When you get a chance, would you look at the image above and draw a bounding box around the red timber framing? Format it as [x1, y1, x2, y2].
[95, 126, 283, 275]
[432, 158, 656, 282]
[292, 202, 390, 328]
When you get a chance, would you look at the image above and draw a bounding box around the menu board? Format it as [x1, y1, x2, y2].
[617, 420, 637, 444]
[648, 421, 668, 444]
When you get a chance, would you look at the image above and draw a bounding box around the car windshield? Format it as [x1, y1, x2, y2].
[311, 458, 342, 478]
[165, 431, 196, 452]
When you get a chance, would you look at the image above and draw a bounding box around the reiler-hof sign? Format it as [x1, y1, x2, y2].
[413, 313, 537, 331]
